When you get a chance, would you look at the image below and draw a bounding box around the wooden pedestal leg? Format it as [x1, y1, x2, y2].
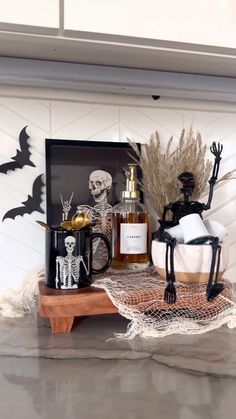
[50, 316, 75, 333]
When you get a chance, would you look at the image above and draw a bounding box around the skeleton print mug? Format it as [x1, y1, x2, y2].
[45, 227, 112, 289]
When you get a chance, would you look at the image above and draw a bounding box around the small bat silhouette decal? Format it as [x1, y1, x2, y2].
[0, 126, 35, 174]
[2, 174, 45, 221]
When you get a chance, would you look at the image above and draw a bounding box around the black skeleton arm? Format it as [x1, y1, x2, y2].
[203, 142, 223, 210]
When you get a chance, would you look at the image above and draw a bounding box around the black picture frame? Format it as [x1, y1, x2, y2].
[45, 139, 141, 227]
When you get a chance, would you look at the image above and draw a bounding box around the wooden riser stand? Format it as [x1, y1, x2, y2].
[38, 281, 118, 333]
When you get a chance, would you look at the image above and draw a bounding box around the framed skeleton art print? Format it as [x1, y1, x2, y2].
[45, 139, 141, 267]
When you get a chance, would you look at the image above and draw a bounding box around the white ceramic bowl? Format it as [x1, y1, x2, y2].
[151, 239, 229, 283]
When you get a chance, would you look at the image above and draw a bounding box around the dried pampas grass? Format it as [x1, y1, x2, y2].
[129, 128, 235, 219]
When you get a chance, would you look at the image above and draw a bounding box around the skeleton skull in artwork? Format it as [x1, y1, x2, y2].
[89, 170, 112, 203]
[76, 169, 113, 260]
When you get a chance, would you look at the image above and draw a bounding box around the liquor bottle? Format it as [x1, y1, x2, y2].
[112, 163, 150, 270]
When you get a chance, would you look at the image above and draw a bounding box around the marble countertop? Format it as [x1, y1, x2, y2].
[1, 313, 236, 419]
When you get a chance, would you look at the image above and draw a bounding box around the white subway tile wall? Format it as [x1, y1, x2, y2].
[0, 95, 235, 293]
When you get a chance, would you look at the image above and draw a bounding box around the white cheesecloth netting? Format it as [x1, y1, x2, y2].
[0, 267, 44, 318]
[93, 268, 236, 339]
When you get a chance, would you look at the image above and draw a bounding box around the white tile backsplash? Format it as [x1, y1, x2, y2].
[52, 105, 119, 141]
[51, 102, 101, 133]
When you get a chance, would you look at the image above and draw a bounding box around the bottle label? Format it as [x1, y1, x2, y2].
[120, 223, 147, 254]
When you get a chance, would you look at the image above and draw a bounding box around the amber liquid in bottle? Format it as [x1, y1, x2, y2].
[112, 200, 150, 270]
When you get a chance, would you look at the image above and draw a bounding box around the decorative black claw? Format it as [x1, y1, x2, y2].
[210, 141, 223, 159]
[164, 238, 177, 305]
[207, 283, 224, 302]
[164, 276, 177, 304]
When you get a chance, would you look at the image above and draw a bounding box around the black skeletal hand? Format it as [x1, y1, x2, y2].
[210, 141, 223, 159]
[164, 279, 177, 304]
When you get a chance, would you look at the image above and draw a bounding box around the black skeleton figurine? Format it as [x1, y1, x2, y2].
[157, 142, 223, 304]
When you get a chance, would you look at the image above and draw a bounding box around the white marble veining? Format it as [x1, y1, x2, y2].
[1, 313, 236, 418]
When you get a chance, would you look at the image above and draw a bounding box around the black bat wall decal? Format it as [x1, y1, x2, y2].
[0, 126, 35, 174]
[2, 174, 45, 221]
